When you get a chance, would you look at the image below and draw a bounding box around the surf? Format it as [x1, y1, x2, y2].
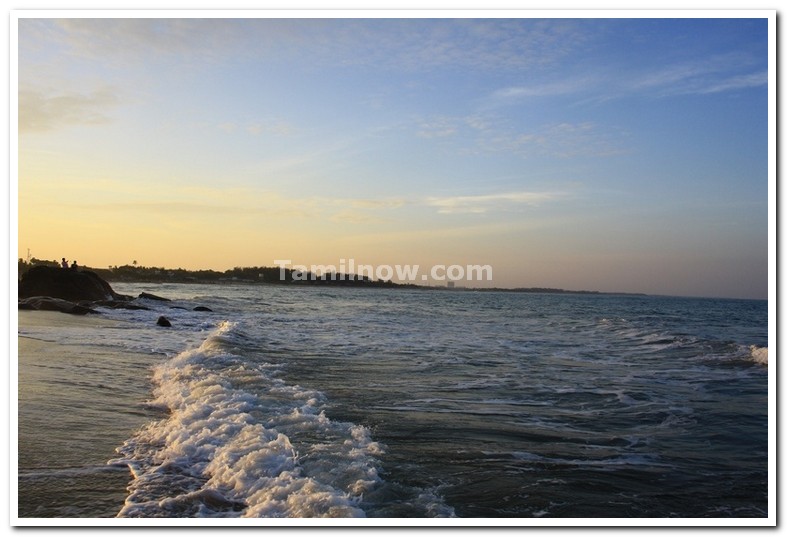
[110, 321, 385, 518]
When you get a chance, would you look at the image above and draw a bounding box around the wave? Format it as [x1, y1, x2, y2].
[110, 321, 385, 518]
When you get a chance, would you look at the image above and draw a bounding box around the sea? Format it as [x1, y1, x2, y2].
[15, 282, 771, 522]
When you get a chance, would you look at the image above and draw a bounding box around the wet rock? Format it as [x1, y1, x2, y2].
[139, 292, 171, 302]
[193, 306, 213, 312]
[19, 296, 99, 315]
[156, 316, 172, 327]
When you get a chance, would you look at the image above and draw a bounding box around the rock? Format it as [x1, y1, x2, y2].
[156, 316, 172, 327]
[193, 306, 213, 312]
[19, 265, 126, 302]
[139, 292, 171, 302]
[19, 296, 99, 315]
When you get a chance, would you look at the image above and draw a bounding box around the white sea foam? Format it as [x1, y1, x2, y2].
[749, 345, 768, 366]
[111, 321, 385, 518]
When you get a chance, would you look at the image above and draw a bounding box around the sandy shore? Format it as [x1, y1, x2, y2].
[18, 309, 126, 329]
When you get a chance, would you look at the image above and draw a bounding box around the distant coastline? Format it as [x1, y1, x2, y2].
[17, 259, 645, 297]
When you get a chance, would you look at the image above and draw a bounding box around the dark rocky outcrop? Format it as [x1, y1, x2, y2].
[18, 265, 215, 320]
[18, 296, 98, 315]
[19, 265, 128, 302]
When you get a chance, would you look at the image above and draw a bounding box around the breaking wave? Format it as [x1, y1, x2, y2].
[110, 321, 385, 518]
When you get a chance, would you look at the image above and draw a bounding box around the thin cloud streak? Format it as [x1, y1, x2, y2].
[483, 53, 766, 108]
[627, 54, 767, 98]
[426, 191, 564, 214]
[487, 76, 600, 104]
[684, 71, 767, 95]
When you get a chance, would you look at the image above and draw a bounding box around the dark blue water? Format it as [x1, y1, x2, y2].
[17, 285, 769, 520]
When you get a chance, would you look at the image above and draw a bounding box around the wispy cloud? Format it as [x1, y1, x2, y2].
[417, 117, 460, 139]
[487, 76, 599, 105]
[348, 19, 590, 72]
[624, 53, 767, 98]
[413, 114, 629, 159]
[25, 18, 591, 74]
[50, 19, 250, 64]
[702, 71, 768, 94]
[670, 70, 767, 96]
[18, 87, 120, 133]
[426, 191, 563, 214]
[483, 51, 766, 108]
[504, 122, 628, 158]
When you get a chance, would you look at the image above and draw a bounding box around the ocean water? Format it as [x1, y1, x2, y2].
[16, 283, 770, 520]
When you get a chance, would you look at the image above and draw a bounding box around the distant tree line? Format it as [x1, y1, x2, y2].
[17, 258, 416, 288]
[17, 258, 628, 295]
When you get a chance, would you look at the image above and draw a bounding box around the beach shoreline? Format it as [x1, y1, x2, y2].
[17, 311, 159, 518]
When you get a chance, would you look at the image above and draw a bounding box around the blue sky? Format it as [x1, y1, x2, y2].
[16, 14, 772, 298]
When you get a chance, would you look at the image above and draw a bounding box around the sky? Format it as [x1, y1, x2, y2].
[15, 13, 772, 299]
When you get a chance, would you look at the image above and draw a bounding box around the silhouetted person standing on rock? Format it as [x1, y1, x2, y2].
[61, 258, 68, 269]
[70, 261, 78, 271]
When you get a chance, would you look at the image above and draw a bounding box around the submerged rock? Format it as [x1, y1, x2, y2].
[18, 296, 98, 315]
[139, 292, 171, 302]
[193, 306, 213, 312]
[156, 316, 172, 327]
